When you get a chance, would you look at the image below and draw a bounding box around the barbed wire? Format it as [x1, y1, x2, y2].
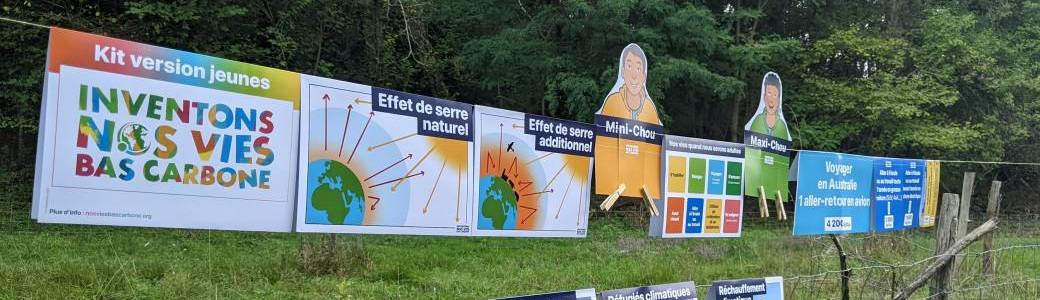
[779, 243, 1040, 280]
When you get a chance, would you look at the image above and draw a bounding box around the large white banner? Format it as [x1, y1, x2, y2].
[471, 106, 593, 237]
[32, 28, 300, 232]
[294, 75, 475, 235]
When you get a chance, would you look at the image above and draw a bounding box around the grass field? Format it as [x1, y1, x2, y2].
[1, 214, 1039, 299]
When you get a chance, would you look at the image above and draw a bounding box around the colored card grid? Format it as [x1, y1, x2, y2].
[655, 135, 745, 238]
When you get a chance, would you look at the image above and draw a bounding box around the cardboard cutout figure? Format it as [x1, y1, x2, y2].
[743, 72, 792, 201]
[593, 43, 664, 202]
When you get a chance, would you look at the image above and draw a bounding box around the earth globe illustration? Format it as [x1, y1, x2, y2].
[478, 175, 518, 230]
[309, 159, 366, 225]
[116, 123, 150, 155]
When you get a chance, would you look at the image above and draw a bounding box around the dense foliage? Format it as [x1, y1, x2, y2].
[2, 0, 1038, 205]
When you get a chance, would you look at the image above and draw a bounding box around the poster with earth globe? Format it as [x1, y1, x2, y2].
[295, 75, 475, 235]
[471, 106, 594, 237]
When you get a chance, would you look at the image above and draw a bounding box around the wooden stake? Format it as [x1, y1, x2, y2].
[641, 185, 659, 216]
[600, 184, 626, 211]
[758, 186, 770, 218]
[775, 190, 787, 221]
[895, 218, 998, 300]
[982, 181, 1002, 277]
[930, 193, 960, 299]
[953, 172, 975, 271]
[830, 234, 851, 300]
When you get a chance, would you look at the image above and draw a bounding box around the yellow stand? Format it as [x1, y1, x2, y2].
[758, 186, 770, 218]
[600, 184, 626, 211]
[641, 185, 659, 216]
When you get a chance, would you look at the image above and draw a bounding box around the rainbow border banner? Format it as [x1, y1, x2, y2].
[31, 27, 300, 232]
[45, 28, 300, 107]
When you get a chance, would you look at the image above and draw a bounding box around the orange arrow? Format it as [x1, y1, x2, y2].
[524, 153, 553, 166]
[541, 163, 566, 193]
[393, 147, 434, 191]
[422, 160, 448, 214]
[455, 163, 463, 222]
[368, 133, 417, 152]
[555, 174, 575, 219]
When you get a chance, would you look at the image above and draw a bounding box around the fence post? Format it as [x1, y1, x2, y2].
[953, 172, 975, 271]
[930, 193, 960, 299]
[895, 218, 998, 300]
[829, 234, 850, 300]
[982, 181, 1002, 277]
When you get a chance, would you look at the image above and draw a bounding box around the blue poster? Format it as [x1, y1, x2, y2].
[792, 151, 874, 235]
[707, 276, 783, 300]
[872, 158, 906, 232]
[903, 159, 926, 229]
[497, 288, 596, 300]
[872, 158, 926, 232]
[599, 281, 697, 300]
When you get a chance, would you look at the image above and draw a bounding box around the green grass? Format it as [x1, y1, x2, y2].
[1, 216, 1038, 299]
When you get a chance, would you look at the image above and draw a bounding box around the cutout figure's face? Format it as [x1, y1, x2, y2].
[623, 51, 645, 94]
[764, 84, 780, 114]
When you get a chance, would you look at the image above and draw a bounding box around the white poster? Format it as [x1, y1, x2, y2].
[471, 106, 594, 237]
[651, 135, 745, 238]
[295, 75, 474, 235]
[32, 28, 300, 232]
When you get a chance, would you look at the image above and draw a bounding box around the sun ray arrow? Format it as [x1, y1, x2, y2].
[369, 171, 424, 189]
[422, 160, 448, 214]
[484, 151, 496, 173]
[455, 163, 462, 222]
[541, 163, 567, 192]
[506, 156, 518, 178]
[498, 123, 503, 173]
[368, 133, 417, 152]
[577, 181, 585, 226]
[336, 105, 353, 157]
[522, 189, 553, 197]
[524, 153, 553, 166]
[368, 196, 381, 210]
[519, 204, 538, 225]
[365, 153, 412, 182]
[555, 174, 575, 219]
[517, 180, 533, 192]
[392, 147, 435, 191]
[347, 112, 375, 164]
[323, 94, 329, 151]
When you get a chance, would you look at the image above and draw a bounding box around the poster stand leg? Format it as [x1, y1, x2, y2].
[758, 186, 770, 218]
[641, 185, 659, 216]
[776, 190, 787, 221]
[600, 184, 626, 211]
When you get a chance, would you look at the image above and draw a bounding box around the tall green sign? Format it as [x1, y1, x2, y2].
[743, 72, 792, 201]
